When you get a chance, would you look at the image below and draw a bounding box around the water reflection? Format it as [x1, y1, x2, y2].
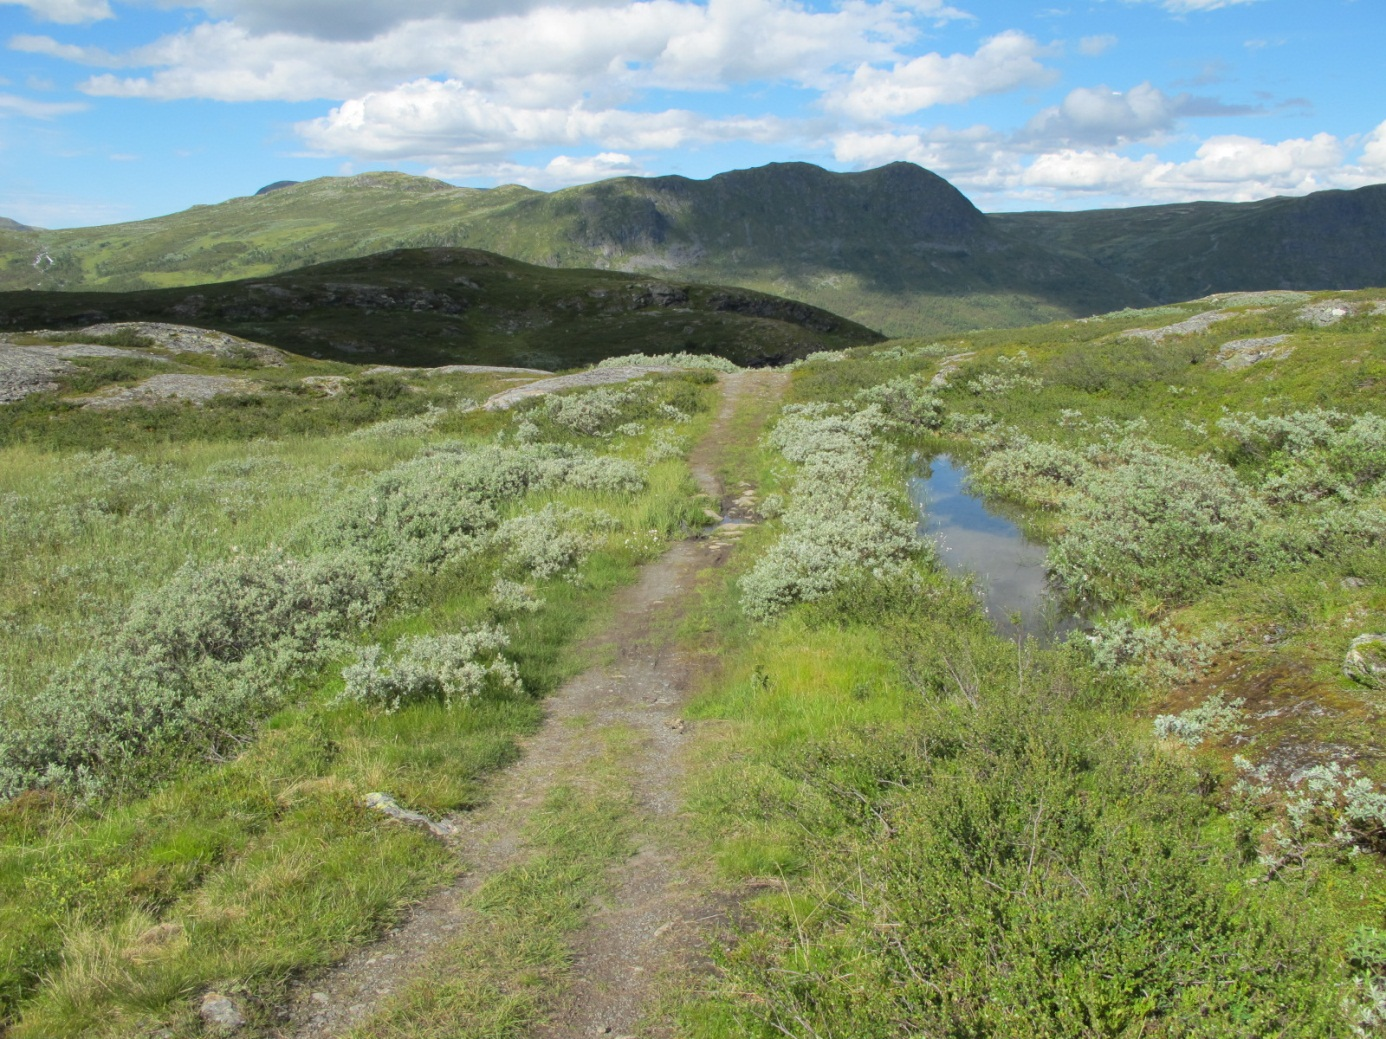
[908, 455, 1081, 643]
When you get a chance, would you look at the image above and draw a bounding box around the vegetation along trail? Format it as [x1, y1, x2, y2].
[275, 370, 785, 1039]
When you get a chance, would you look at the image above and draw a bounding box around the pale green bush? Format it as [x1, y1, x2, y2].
[595, 352, 740, 373]
[1048, 441, 1271, 604]
[494, 503, 599, 580]
[337, 629, 520, 713]
[1082, 617, 1216, 684]
[976, 439, 1090, 507]
[537, 385, 637, 436]
[1236, 758, 1386, 874]
[489, 578, 544, 614]
[1219, 409, 1386, 504]
[1153, 693, 1246, 747]
[743, 404, 916, 621]
[0, 548, 386, 798]
[644, 429, 688, 464]
[853, 375, 943, 430]
[346, 407, 449, 440]
[964, 352, 1044, 396]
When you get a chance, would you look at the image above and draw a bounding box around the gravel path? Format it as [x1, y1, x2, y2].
[273, 371, 784, 1039]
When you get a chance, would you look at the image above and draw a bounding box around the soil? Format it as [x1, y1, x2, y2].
[273, 370, 786, 1038]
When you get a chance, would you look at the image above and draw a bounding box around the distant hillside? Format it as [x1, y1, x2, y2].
[3, 162, 1383, 337]
[992, 184, 1386, 304]
[0, 217, 38, 232]
[0, 247, 882, 369]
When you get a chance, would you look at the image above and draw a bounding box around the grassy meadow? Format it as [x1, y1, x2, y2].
[1, 286, 1384, 1037]
[0, 346, 716, 1036]
[667, 288, 1386, 1037]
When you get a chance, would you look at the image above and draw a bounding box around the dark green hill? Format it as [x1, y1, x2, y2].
[992, 184, 1386, 304]
[0, 246, 882, 368]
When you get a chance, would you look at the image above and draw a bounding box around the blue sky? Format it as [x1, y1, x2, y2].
[1, 0, 1382, 228]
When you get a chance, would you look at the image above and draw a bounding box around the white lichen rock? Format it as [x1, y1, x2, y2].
[1344, 634, 1386, 689]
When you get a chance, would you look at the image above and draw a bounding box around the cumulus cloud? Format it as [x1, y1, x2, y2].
[1019, 82, 1259, 148]
[833, 120, 1386, 206]
[61, 1, 923, 103]
[0, 0, 111, 24]
[825, 30, 1055, 120]
[296, 77, 794, 163]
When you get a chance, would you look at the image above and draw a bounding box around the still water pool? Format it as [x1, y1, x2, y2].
[908, 455, 1081, 643]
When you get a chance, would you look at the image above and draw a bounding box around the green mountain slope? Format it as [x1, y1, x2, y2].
[0, 165, 1145, 337]
[4, 162, 1383, 337]
[0, 246, 882, 369]
[992, 184, 1386, 304]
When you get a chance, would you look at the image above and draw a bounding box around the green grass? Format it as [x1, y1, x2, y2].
[663, 295, 1386, 1035]
[0, 368, 717, 1035]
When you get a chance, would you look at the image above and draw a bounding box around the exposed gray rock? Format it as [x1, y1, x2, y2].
[1216, 334, 1293, 370]
[364, 792, 458, 837]
[1207, 290, 1312, 307]
[79, 373, 257, 409]
[0, 342, 166, 403]
[481, 365, 680, 411]
[78, 322, 287, 364]
[1344, 634, 1386, 689]
[364, 363, 551, 377]
[1121, 310, 1236, 342]
[200, 992, 245, 1033]
[929, 351, 975, 389]
[1297, 300, 1363, 327]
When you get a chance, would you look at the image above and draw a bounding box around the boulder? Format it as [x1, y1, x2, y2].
[1344, 634, 1386, 689]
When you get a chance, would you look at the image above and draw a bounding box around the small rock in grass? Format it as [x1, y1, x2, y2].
[364, 791, 458, 837]
[200, 992, 245, 1033]
[1344, 634, 1386, 689]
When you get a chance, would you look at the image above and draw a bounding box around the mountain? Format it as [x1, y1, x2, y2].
[254, 180, 300, 196]
[0, 165, 1144, 336]
[992, 184, 1386, 304]
[0, 217, 38, 232]
[0, 246, 882, 369]
[3, 162, 1383, 337]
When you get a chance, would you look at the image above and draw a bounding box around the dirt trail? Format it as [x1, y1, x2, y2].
[275, 370, 784, 1039]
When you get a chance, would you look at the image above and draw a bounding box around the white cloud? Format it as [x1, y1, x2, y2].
[833, 121, 1386, 206]
[425, 150, 646, 188]
[1020, 82, 1261, 148]
[0, 91, 87, 117]
[0, 0, 111, 24]
[825, 31, 1056, 121]
[59, 1, 925, 104]
[1077, 34, 1117, 56]
[296, 77, 793, 163]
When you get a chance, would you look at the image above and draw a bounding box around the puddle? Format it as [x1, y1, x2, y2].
[908, 454, 1082, 643]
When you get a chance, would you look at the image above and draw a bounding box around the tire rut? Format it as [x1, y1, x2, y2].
[272, 370, 784, 1039]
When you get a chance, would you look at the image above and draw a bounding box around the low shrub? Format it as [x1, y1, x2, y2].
[337, 629, 521, 713]
[1048, 440, 1271, 604]
[1153, 693, 1246, 747]
[0, 549, 385, 798]
[742, 404, 916, 621]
